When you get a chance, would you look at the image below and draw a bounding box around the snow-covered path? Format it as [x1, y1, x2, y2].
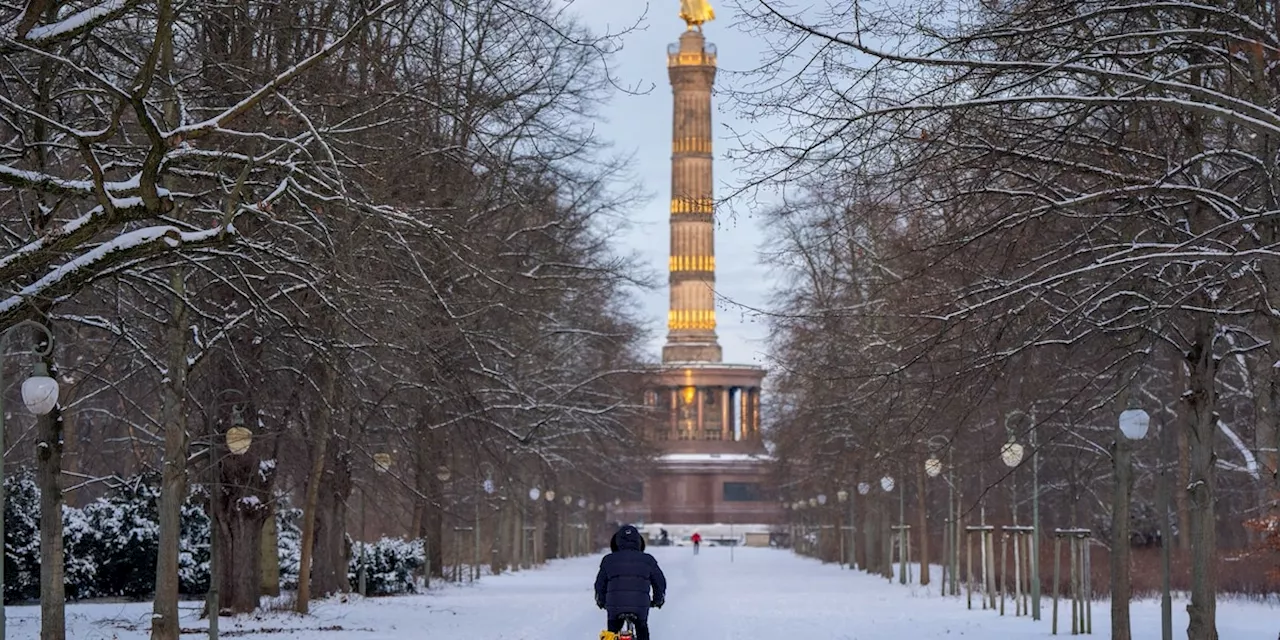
[5, 546, 1276, 639]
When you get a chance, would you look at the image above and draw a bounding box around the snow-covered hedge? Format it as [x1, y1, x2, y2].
[3, 470, 209, 603]
[349, 537, 425, 596]
[3, 471, 423, 603]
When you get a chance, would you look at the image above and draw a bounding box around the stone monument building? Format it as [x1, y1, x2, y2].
[612, 7, 780, 530]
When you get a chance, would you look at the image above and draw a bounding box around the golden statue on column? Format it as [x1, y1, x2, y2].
[680, 0, 715, 29]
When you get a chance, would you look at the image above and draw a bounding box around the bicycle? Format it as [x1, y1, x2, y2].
[598, 613, 640, 640]
[617, 613, 639, 640]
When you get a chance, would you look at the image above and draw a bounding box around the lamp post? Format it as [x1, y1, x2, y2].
[0, 321, 60, 640]
[527, 487, 541, 567]
[1111, 402, 1149, 640]
[1007, 408, 1043, 619]
[429, 465, 450, 585]
[926, 435, 953, 594]
[837, 489, 851, 568]
[817, 494, 828, 561]
[857, 482, 871, 572]
[1030, 415, 1042, 620]
[1158, 428, 1173, 640]
[896, 469, 908, 585]
[207, 390, 251, 640]
[1001, 436, 1026, 616]
[880, 475, 895, 580]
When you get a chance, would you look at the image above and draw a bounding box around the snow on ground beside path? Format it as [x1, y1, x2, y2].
[4, 546, 1276, 639]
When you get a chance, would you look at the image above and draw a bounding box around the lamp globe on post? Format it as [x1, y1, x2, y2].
[1112, 403, 1150, 640]
[436, 466, 452, 483]
[1001, 438, 1025, 468]
[1118, 407, 1150, 440]
[224, 407, 253, 456]
[1001, 436, 1025, 522]
[21, 362, 60, 415]
[925, 457, 943, 478]
[0, 323, 61, 640]
[529, 487, 541, 501]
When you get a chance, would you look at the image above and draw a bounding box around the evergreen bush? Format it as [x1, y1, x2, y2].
[349, 537, 424, 596]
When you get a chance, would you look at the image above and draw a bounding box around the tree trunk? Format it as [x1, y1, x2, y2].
[918, 460, 929, 585]
[36, 347, 65, 640]
[261, 505, 281, 597]
[1174, 358, 1193, 555]
[311, 448, 352, 597]
[296, 362, 335, 614]
[218, 507, 268, 612]
[216, 430, 274, 613]
[150, 8, 185, 634]
[1111, 437, 1132, 640]
[1260, 341, 1280, 521]
[151, 269, 190, 640]
[1184, 318, 1219, 640]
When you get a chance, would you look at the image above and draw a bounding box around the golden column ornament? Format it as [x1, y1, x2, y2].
[663, 3, 722, 363]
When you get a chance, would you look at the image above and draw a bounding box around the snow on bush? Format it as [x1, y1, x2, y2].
[4, 470, 215, 602]
[349, 537, 425, 596]
[276, 498, 303, 590]
[3, 468, 41, 603]
[4, 470, 425, 603]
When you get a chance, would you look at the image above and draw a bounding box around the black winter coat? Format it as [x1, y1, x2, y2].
[594, 525, 667, 620]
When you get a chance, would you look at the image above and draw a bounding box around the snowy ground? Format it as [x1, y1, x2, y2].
[5, 546, 1276, 639]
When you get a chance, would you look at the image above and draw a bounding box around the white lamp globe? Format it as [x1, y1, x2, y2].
[925, 458, 943, 477]
[1118, 407, 1150, 440]
[529, 487, 541, 501]
[1001, 441, 1025, 467]
[817, 494, 827, 506]
[225, 426, 253, 456]
[880, 476, 895, 492]
[837, 489, 849, 502]
[21, 366, 59, 415]
[545, 490, 556, 502]
[857, 482, 870, 495]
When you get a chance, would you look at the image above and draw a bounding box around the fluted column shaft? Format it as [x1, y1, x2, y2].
[663, 29, 722, 364]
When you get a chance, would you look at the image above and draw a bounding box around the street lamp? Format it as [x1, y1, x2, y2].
[207, 390, 250, 640]
[1001, 436, 1025, 522]
[880, 476, 895, 580]
[0, 320, 60, 640]
[837, 489, 853, 569]
[1112, 402, 1149, 640]
[1007, 408, 1043, 620]
[926, 435, 958, 596]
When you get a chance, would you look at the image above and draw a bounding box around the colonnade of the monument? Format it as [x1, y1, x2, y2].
[648, 385, 761, 441]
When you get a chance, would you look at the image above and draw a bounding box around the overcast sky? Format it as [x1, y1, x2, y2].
[570, 1, 779, 367]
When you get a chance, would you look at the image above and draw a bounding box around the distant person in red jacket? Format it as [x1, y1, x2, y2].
[691, 532, 701, 555]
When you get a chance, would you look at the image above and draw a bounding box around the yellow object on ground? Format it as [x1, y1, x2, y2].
[600, 631, 618, 640]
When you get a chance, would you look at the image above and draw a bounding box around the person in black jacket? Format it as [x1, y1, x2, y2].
[594, 525, 667, 640]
